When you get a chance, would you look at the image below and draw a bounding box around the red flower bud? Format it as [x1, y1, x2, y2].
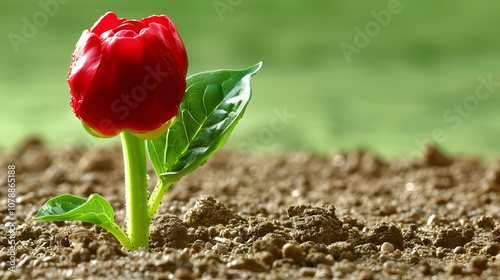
[68, 12, 188, 139]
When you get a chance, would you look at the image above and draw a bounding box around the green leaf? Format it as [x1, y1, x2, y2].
[147, 126, 168, 175]
[34, 194, 131, 248]
[34, 194, 115, 226]
[147, 62, 261, 181]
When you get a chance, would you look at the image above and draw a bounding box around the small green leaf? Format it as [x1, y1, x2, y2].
[148, 62, 261, 181]
[34, 194, 115, 226]
[34, 194, 131, 248]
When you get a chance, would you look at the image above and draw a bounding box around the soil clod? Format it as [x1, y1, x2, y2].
[150, 214, 188, 249]
[287, 204, 348, 244]
[184, 195, 242, 227]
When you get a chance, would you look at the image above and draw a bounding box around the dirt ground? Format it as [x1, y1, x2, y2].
[1, 138, 500, 279]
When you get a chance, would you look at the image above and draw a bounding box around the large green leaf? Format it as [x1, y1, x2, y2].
[147, 62, 261, 181]
[33, 194, 130, 247]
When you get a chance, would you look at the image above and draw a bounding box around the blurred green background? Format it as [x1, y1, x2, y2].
[2, 0, 500, 159]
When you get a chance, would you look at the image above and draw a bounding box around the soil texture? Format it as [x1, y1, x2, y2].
[1, 138, 500, 279]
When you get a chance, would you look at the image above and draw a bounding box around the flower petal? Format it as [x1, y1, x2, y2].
[114, 29, 138, 38]
[165, 20, 188, 76]
[115, 20, 147, 33]
[135, 23, 186, 122]
[91, 12, 126, 36]
[137, 23, 186, 82]
[68, 30, 102, 114]
[141, 16, 188, 75]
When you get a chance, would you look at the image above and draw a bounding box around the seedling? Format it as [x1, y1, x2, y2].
[33, 12, 261, 250]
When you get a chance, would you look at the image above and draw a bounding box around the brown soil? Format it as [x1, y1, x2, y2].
[1, 138, 500, 279]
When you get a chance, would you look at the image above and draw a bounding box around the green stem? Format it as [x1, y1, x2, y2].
[121, 131, 149, 250]
[147, 179, 171, 222]
[147, 172, 184, 222]
[102, 223, 133, 250]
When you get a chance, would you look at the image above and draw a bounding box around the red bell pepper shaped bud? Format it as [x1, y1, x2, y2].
[68, 12, 188, 139]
